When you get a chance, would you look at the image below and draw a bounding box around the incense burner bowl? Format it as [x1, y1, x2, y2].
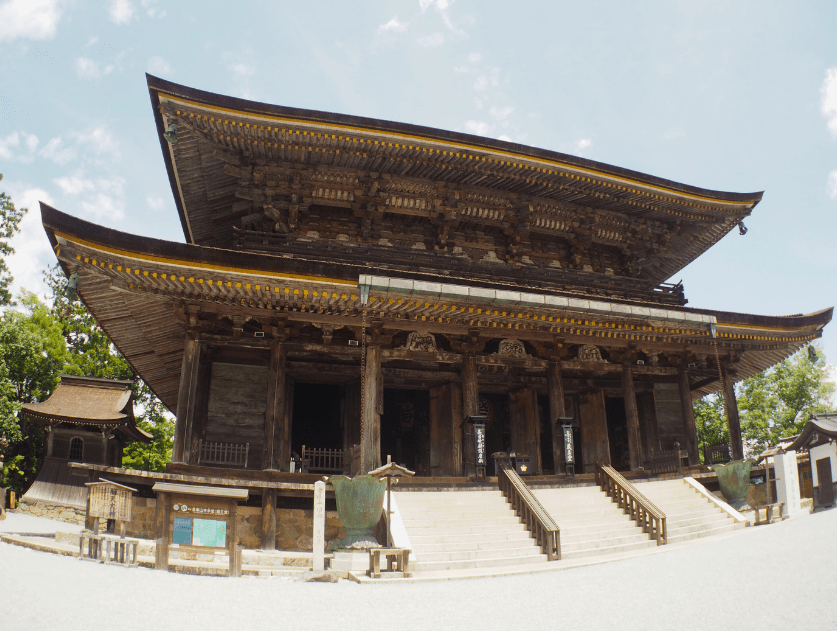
[713, 459, 756, 510]
[328, 475, 385, 550]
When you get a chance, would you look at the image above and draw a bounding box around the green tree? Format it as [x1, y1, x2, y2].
[694, 394, 727, 463]
[0, 175, 28, 306]
[0, 292, 69, 495]
[693, 346, 834, 460]
[738, 346, 834, 455]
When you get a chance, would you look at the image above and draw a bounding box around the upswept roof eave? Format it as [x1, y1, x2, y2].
[43, 202, 832, 334]
[146, 74, 763, 247]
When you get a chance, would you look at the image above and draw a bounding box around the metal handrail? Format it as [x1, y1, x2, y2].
[498, 467, 561, 561]
[596, 463, 667, 545]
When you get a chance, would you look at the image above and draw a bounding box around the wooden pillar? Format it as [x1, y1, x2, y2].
[548, 361, 566, 474]
[228, 499, 240, 577]
[461, 355, 479, 418]
[173, 332, 200, 465]
[678, 368, 699, 465]
[154, 492, 170, 571]
[721, 364, 744, 461]
[360, 345, 381, 473]
[263, 342, 286, 471]
[100, 431, 108, 466]
[621, 364, 642, 470]
[47, 427, 54, 457]
[260, 489, 276, 550]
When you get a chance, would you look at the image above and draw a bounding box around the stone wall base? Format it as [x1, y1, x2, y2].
[16, 499, 86, 525]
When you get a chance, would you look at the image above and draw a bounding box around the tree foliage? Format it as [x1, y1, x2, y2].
[694, 346, 834, 460]
[0, 175, 27, 306]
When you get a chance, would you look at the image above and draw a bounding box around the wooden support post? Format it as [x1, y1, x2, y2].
[461, 355, 479, 418]
[47, 426, 54, 457]
[721, 364, 744, 461]
[621, 364, 643, 471]
[263, 342, 286, 471]
[100, 431, 108, 466]
[228, 499, 239, 578]
[155, 492, 170, 571]
[84, 469, 96, 530]
[360, 345, 381, 473]
[548, 361, 566, 474]
[678, 368, 699, 466]
[173, 332, 200, 464]
[261, 489, 277, 551]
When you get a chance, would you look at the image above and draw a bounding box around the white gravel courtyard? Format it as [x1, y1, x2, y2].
[1, 508, 836, 631]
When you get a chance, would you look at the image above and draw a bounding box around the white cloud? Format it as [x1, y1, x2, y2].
[0, 131, 40, 163]
[40, 137, 76, 164]
[107, 0, 135, 25]
[378, 16, 407, 33]
[453, 65, 470, 74]
[231, 63, 254, 77]
[84, 36, 99, 48]
[141, 0, 165, 19]
[417, 32, 444, 47]
[71, 176, 127, 221]
[822, 67, 837, 138]
[571, 138, 592, 154]
[828, 170, 837, 200]
[463, 120, 491, 136]
[146, 195, 165, 211]
[4, 184, 56, 301]
[75, 126, 120, 156]
[0, 0, 61, 43]
[489, 105, 514, 121]
[54, 175, 96, 196]
[75, 57, 114, 79]
[148, 56, 173, 76]
[467, 52, 481, 63]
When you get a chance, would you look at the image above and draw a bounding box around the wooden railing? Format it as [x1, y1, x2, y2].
[498, 467, 561, 561]
[300, 446, 348, 474]
[649, 442, 685, 476]
[595, 463, 667, 546]
[197, 441, 249, 468]
[703, 441, 731, 465]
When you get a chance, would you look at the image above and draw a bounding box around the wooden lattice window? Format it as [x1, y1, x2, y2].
[69, 437, 84, 461]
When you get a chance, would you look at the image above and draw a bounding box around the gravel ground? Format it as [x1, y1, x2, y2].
[1, 509, 836, 631]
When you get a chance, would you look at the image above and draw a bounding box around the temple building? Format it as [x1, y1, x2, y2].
[40, 75, 831, 491]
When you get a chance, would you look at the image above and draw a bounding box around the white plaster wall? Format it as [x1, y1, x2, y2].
[810, 442, 837, 486]
[773, 451, 801, 515]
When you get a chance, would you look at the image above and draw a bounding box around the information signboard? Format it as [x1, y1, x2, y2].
[170, 495, 231, 549]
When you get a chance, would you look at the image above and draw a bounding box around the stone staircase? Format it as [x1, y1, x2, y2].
[532, 485, 658, 560]
[633, 479, 745, 544]
[394, 489, 548, 572]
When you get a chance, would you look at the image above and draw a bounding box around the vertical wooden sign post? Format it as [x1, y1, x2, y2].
[313, 480, 326, 571]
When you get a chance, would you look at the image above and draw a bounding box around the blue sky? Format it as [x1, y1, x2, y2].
[1, 0, 836, 380]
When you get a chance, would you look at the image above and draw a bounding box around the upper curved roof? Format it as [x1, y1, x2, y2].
[147, 75, 763, 284]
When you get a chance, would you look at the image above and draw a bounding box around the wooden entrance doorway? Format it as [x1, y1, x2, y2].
[381, 388, 431, 476]
[816, 457, 834, 507]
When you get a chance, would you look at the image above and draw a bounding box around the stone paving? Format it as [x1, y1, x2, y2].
[1, 508, 835, 631]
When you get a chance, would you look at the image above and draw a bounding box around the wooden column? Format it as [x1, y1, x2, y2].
[100, 431, 108, 466]
[263, 342, 286, 471]
[173, 332, 200, 465]
[721, 364, 744, 461]
[154, 492, 170, 571]
[678, 368, 699, 465]
[548, 361, 567, 474]
[46, 427, 54, 457]
[621, 364, 643, 470]
[260, 489, 277, 550]
[462, 355, 479, 418]
[360, 345, 381, 473]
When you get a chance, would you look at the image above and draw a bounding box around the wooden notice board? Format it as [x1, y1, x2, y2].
[169, 494, 232, 550]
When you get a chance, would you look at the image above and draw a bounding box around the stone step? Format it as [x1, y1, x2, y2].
[561, 538, 657, 560]
[404, 520, 527, 534]
[559, 523, 646, 543]
[666, 520, 744, 544]
[408, 530, 533, 545]
[667, 513, 732, 533]
[416, 545, 542, 563]
[411, 537, 537, 554]
[561, 531, 653, 552]
[400, 508, 517, 521]
[413, 552, 548, 572]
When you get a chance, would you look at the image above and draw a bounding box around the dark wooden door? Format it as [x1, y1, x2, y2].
[816, 458, 834, 507]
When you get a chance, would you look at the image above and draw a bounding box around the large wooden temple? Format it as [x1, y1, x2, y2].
[41, 75, 831, 486]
